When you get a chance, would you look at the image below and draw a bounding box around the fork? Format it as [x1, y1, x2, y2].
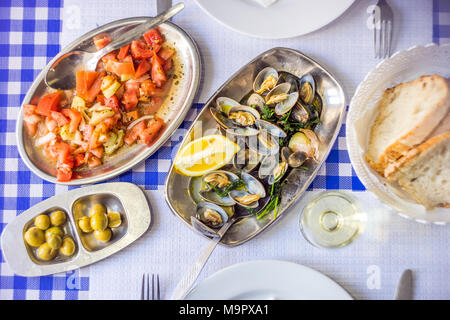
[141, 273, 160, 300]
[373, 0, 393, 59]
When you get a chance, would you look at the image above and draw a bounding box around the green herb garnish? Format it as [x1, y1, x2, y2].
[205, 178, 246, 197]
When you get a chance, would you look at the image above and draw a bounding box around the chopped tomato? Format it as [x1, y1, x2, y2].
[96, 94, 107, 105]
[23, 104, 37, 116]
[93, 34, 111, 50]
[143, 96, 164, 115]
[90, 147, 104, 159]
[134, 59, 151, 79]
[101, 51, 117, 64]
[85, 74, 103, 103]
[124, 121, 146, 145]
[88, 155, 102, 168]
[57, 163, 73, 182]
[143, 28, 163, 46]
[140, 117, 165, 145]
[105, 95, 120, 112]
[105, 59, 135, 77]
[122, 91, 138, 111]
[61, 108, 82, 133]
[74, 153, 86, 167]
[130, 40, 154, 60]
[151, 53, 167, 87]
[123, 110, 139, 123]
[51, 111, 69, 127]
[158, 47, 175, 61]
[36, 92, 62, 117]
[163, 58, 173, 72]
[23, 114, 42, 136]
[76, 70, 99, 101]
[102, 113, 121, 129]
[125, 81, 140, 93]
[117, 44, 131, 61]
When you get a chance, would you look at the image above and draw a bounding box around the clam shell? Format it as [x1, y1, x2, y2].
[246, 93, 266, 112]
[255, 119, 287, 138]
[233, 148, 262, 173]
[196, 202, 229, 229]
[253, 67, 279, 94]
[299, 73, 316, 105]
[216, 97, 240, 114]
[227, 105, 261, 127]
[274, 91, 299, 116]
[199, 171, 240, 206]
[265, 82, 291, 104]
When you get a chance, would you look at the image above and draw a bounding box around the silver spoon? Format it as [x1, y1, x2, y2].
[45, 2, 184, 90]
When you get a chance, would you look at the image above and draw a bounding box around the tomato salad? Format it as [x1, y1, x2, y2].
[23, 28, 175, 182]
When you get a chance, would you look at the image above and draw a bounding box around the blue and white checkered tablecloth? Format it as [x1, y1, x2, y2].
[0, 0, 448, 300]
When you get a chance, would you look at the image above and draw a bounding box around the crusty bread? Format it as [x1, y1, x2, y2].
[386, 131, 450, 209]
[366, 75, 450, 175]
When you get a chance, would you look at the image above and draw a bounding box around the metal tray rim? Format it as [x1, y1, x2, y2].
[1, 182, 151, 276]
[164, 47, 346, 247]
[16, 17, 201, 185]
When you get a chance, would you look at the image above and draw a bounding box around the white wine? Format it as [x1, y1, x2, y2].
[299, 191, 366, 248]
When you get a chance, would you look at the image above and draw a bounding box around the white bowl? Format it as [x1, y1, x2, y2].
[347, 44, 450, 225]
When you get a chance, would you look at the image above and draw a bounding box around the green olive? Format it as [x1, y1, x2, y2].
[89, 203, 106, 217]
[37, 243, 57, 261]
[34, 215, 50, 230]
[50, 210, 66, 226]
[107, 212, 122, 228]
[78, 216, 93, 233]
[47, 234, 62, 249]
[24, 227, 45, 247]
[93, 228, 112, 242]
[90, 212, 108, 231]
[59, 237, 76, 256]
[45, 226, 64, 241]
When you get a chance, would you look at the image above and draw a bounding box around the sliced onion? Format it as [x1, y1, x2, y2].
[35, 132, 56, 147]
[89, 103, 112, 112]
[126, 74, 150, 84]
[126, 115, 154, 131]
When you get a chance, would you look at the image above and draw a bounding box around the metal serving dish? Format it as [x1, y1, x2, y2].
[165, 47, 346, 246]
[16, 17, 200, 185]
[1, 182, 150, 276]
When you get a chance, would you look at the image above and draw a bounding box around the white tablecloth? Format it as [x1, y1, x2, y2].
[61, 0, 449, 300]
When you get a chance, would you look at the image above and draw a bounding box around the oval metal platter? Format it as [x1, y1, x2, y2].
[1, 182, 150, 276]
[164, 47, 346, 247]
[16, 17, 201, 185]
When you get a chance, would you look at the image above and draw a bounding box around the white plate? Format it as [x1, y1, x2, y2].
[193, 0, 355, 39]
[347, 44, 450, 225]
[185, 260, 352, 300]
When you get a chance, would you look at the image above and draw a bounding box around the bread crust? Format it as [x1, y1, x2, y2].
[367, 74, 450, 176]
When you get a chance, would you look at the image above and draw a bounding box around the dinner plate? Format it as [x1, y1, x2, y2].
[185, 260, 352, 300]
[193, 0, 355, 39]
[16, 17, 200, 185]
[347, 43, 450, 225]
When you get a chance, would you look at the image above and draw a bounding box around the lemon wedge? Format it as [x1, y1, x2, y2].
[174, 134, 240, 177]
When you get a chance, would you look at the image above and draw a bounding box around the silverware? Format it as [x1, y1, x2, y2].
[394, 269, 413, 300]
[17, 15, 201, 186]
[157, 0, 172, 15]
[171, 212, 252, 300]
[141, 273, 160, 300]
[45, 2, 184, 90]
[373, 0, 393, 59]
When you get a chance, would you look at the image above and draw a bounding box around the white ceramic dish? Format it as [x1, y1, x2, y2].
[185, 260, 352, 300]
[347, 44, 450, 225]
[193, 0, 355, 39]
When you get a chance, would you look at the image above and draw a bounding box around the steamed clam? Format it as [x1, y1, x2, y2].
[265, 82, 299, 116]
[228, 105, 260, 127]
[246, 93, 265, 112]
[299, 73, 316, 105]
[253, 67, 278, 94]
[196, 202, 229, 228]
[258, 153, 288, 185]
[288, 129, 320, 161]
[229, 173, 266, 209]
[233, 148, 262, 173]
[199, 171, 240, 206]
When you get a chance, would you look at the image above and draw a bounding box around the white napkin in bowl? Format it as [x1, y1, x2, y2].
[251, 0, 279, 8]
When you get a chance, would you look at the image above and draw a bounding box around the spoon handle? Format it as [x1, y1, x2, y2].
[95, 2, 184, 59]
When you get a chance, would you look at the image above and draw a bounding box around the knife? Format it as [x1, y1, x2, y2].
[157, 0, 172, 15]
[394, 269, 413, 300]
